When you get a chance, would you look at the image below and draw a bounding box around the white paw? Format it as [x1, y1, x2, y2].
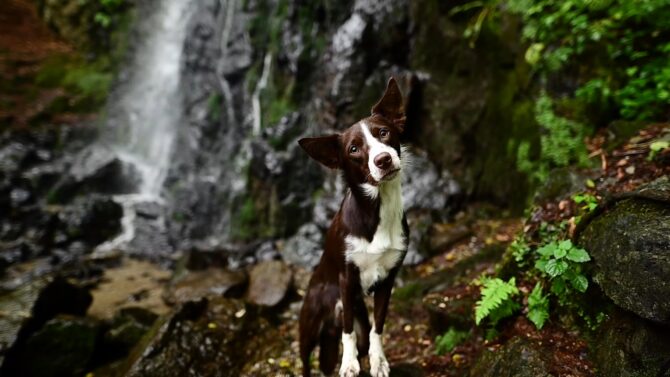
[339, 358, 360, 377]
[370, 353, 390, 377]
[340, 332, 360, 377]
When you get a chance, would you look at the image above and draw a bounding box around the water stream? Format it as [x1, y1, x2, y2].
[95, 0, 194, 255]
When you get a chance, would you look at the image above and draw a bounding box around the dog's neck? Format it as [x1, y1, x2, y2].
[343, 176, 404, 245]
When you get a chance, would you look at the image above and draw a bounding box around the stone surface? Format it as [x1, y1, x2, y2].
[579, 177, 670, 324]
[3, 315, 98, 377]
[470, 338, 551, 377]
[592, 309, 670, 377]
[423, 287, 476, 334]
[246, 260, 293, 307]
[165, 268, 248, 305]
[0, 276, 92, 369]
[281, 223, 323, 269]
[124, 297, 283, 377]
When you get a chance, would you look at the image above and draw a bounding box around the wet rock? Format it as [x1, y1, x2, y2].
[281, 223, 323, 268]
[124, 298, 278, 377]
[246, 260, 293, 307]
[592, 309, 670, 377]
[423, 287, 476, 334]
[104, 307, 159, 353]
[165, 268, 248, 305]
[61, 195, 123, 246]
[3, 315, 98, 377]
[402, 148, 461, 213]
[51, 147, 139, 203]
[404, 210, 432, 265]
[470, 338, 551, 377]
[579, 177, 670, 324]
[534, 167, 590, 203]
[0, 276, 92, 367]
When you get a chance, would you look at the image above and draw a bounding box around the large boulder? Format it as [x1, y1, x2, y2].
[246, 260, 293, 307]
[592, 309, 670, 377]
[124, 297, 283, 377]
[579, 177, 670, 324]
[0, 276, 92, 370]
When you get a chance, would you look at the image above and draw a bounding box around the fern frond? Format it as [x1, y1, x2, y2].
[475, 277, 519, 325]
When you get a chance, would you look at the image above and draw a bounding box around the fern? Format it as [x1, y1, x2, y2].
[527, 283, 550, 329]
[475, 277, 519, 325]
[435, 328, 469, 355]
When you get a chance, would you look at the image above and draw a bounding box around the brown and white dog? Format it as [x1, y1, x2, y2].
[298, 78, 408, 377]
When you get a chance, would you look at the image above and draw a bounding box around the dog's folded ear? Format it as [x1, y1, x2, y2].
[371, 77, 406, 132]
[298, 135, 340, 169]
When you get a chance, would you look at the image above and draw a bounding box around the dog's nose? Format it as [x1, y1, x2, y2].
[374, 153, 392, 169]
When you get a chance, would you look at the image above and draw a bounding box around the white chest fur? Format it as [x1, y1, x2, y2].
[345, 178, 405, 292]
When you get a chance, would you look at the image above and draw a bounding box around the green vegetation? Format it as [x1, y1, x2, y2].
[534, 240, 591, 302]
[526, 283, 549, 329]
[435, 328, 470, 355]
[94, 0, 126, 28]
[474, 277, 520, 326]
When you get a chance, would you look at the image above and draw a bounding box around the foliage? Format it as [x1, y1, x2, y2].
[507, 0, 670, 121]
[475, 277, 520, 326]
[572, 193, 598, 212]
[534, 240, 591, 305]
[95, 0, 126, 28]
[435, 328, 470, 355]
[649, 137, 670, 160]
[517, 94, 591, 183]
[509, 235, 531, 266]
[526, 283, 550, 329]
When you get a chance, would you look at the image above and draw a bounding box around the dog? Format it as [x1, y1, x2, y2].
[297, 77, 408, 377]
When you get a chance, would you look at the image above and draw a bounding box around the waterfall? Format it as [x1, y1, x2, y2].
[95, 0, 194, 256]
[107, 0, 194, 199]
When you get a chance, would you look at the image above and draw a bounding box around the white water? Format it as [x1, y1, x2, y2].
[95, 0, 194, 254]
[108, 0, 194, 199]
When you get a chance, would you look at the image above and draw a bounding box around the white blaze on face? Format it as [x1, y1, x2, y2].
[360, 122, 401, 182]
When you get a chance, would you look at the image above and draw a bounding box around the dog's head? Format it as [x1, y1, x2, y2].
[299, 78, 406, 193]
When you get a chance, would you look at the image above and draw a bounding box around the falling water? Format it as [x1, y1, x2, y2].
[95, 0, 194, 255]
[107, 0, 194, 198]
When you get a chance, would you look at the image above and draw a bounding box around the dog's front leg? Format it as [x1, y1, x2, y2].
[370, 268, 398, 377]
[339, 263, 360, 377]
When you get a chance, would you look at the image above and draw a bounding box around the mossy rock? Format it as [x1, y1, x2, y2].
[591, 309, 670, 377]
[579, 177, 670, 324]
[470, 337, 551, 377]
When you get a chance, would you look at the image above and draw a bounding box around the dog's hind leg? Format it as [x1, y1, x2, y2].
[318, 319, 341, 376]
[299, 299, 321, 377]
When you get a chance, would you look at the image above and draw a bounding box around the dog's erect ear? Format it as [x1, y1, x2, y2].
[371, 77, 406, 133]
[298, 135, 340, 169]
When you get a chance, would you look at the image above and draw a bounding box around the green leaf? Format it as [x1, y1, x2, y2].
[475, 278, 519, 325]
[566, 247, 591, 262]
[527, 283, 550, 329]
[570, 274, 589, 292]
[537, 244, 555, 257]
[545, 259, 568, 277]
[435, 328, 469, 355]
[558, 240, 573, 251]
[553, 246, 567, 259]
[551, 278, 566, 295]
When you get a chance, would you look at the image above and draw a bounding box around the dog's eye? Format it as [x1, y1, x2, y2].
[349, 145, 358, 154]
[379, 128, 389, 138]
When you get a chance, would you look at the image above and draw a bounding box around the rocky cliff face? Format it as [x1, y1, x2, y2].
[162, 0, 536, 266]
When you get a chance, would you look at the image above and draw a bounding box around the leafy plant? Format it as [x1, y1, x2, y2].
[509, 235, 531, 265]
[649, 140, 670, 161]
[573, 193, 598, 212]
[475, 277, 520, 326]
[517, 94, 591, 183]
[95, 0, 126, 28]
[435, 328, 469, 355]
[534, 240, 591, 304]
[527, 283, 550, 329]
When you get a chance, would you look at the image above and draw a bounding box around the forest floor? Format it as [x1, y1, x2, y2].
[0, 0, 93, 127]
